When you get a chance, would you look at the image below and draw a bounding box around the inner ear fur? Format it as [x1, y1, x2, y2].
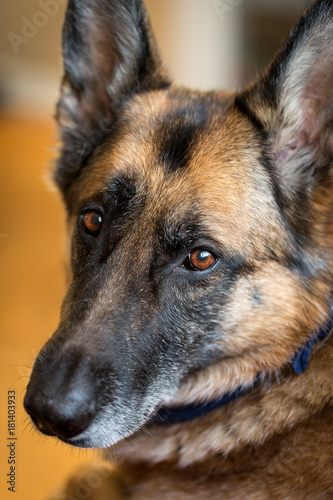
[237, 0, 333, 200]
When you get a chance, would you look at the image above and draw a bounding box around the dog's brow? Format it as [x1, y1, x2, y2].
[106, 174, 137, 198]
[156, 218, 205, 254]
[76, 174, 139, 217]
[155, 215, 239, 261]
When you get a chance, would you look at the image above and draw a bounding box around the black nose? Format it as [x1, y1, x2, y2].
[24, 383, 95, 441]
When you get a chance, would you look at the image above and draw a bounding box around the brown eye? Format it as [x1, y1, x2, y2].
[80, 210, 103, 236]
[184, 249, 217, 271]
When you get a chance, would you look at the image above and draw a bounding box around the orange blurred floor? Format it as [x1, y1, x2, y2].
[0, 113, 99, 500]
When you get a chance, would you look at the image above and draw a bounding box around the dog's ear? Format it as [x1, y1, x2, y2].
[55, 0, 168, 194]
[237, 0, 333, 211]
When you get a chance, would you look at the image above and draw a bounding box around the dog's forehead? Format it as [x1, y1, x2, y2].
[82, 89, 258, 198]
[78, 88, 285, 256]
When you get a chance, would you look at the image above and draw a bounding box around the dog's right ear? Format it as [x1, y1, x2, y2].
[235, 0, 333, 239]
[55, 0, 168, 194]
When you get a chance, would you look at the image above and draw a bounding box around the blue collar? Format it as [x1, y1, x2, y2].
[151, 310, 333, 425]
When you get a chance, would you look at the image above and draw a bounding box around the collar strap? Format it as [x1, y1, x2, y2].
[151, 309, 333, 425]
[293, 311, 333, 374]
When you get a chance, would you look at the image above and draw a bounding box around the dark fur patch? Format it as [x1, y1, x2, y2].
[156, 103, 209, 173]
[106, 174, 138, 211]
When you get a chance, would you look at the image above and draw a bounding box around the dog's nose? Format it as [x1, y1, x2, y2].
[24, 385, 95, 440]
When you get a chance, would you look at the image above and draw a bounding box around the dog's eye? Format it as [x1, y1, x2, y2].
[184, 249, 217, 271]
[80, 210, 103, 236]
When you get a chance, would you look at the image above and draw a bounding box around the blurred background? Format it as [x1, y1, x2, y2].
[0, 0, 311, 499]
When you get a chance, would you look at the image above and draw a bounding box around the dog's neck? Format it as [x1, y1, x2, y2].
[150, 313, 333, 426]
[108, 310, 333, 467]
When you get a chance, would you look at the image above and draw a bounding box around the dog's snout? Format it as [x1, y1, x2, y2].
[24, 346, 99, 441]
[24, 383, 96, 440]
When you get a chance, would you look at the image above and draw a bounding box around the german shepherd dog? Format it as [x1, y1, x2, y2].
[24, 0, 333, 498]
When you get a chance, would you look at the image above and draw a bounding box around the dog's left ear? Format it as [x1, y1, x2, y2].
[237, 0, 333, 210]
[55, 0, 168, 194]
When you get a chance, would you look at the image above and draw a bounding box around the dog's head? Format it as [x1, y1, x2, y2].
[25, 0, 333, 448]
